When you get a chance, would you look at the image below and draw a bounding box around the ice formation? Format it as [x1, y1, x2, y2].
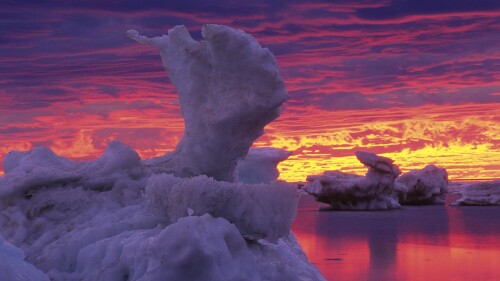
[145, 173, 297, 242]
[0, 143, 323, 280]
[452, 180, 500, 206]
[128, 24, 288, 182]
[395, 164, 448, 205]
[302, 151, 401, 210]
[236, 147, 291, 184]
[0, 24, 324, 281]
[0, 140, 147, 199]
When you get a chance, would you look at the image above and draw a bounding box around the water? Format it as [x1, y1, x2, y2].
[292, 195, 500, 281]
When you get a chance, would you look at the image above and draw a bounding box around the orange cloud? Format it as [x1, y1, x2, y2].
[255, 103, 499, 182]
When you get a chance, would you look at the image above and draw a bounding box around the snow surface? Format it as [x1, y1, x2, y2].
[0, 24, 324, 281]
[396, 164, 448, 205]
[0, 140, 147, 200]
[0, 234, 49, 281]
[0, 142, 323, 280]
[145, 173, 297, 242]
[452, 180, 500, 206]
[128, 24, 288, 182]
[302, 151, 401, 210]
[236, 147, 291, 184]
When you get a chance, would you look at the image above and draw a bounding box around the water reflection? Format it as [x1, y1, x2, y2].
[367, 226, 397, 281]
[292, 196, 500, 281]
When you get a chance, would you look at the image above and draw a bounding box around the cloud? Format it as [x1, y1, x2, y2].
[0, 0, 498, 181]
[0, 126, 45, 135]
[356, 0, 500, 20]
[311, 87, 500, 111]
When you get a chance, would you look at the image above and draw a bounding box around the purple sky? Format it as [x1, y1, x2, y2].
[1, 0, 499, 180]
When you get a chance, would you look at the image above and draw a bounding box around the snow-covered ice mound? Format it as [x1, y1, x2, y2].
[0, 143, 324, 280]
[236, 147, 291, 184]
[129, 24, 288, 182]
[302, 151, 401, 210]
[452, 180, 500, 206]
[0, 140, 147, 199]
[396, 164, 448, 205]
[146, 173, 297, 242]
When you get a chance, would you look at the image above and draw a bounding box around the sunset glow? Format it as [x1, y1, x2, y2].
[0, 1, 498, 181]
[258, 103, 499, 181]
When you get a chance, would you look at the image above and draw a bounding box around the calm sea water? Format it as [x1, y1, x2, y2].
[292, 194, 500, 281]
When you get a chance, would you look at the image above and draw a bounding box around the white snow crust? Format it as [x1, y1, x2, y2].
[129, 24, 288, 182]
[0, 24, 324, 281]
[0, 234, 49, 281]
[396, 164, 448, 205]
[452, 180, 500, 206]
[145, 173, 297, 242]
[236, 147, 291, 184]
[0, 142, 323, 280]
[302, 151, 401, 210]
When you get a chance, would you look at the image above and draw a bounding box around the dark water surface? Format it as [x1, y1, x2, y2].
[292, 195, 500, 281]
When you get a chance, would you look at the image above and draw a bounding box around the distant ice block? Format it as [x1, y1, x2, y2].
[236, 147, 291, 184]
[129, 25, 288, 181]
[396, 164, 448, 205]
[356, 151, 400, 175]
[452, 180, 500, 206]
[302, 151, 401, 210]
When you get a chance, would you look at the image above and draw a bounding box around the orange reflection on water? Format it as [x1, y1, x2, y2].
[395, 241, 499, 281]
[296, 230, 371, 280]
[292, 208, 371, 280]
[292, 196, 500, 281]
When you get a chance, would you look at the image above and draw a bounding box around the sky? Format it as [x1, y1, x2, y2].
[0, 0, 499, 181]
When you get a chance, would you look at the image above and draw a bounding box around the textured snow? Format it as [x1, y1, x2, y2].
[236, 147, 291, 184]
[0, 140, 146, 199]
[145, 173, 297, 242]
[302, 151, 401, 210]
[396, 164, 448, 205]
[0, 24, 324, 281]
[72, 214, 321, 281]
[129, 24, 288, 182]
[0, 143, 323, 280]
[0, 234, 49, 281]
[452, 180, 500, 206]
